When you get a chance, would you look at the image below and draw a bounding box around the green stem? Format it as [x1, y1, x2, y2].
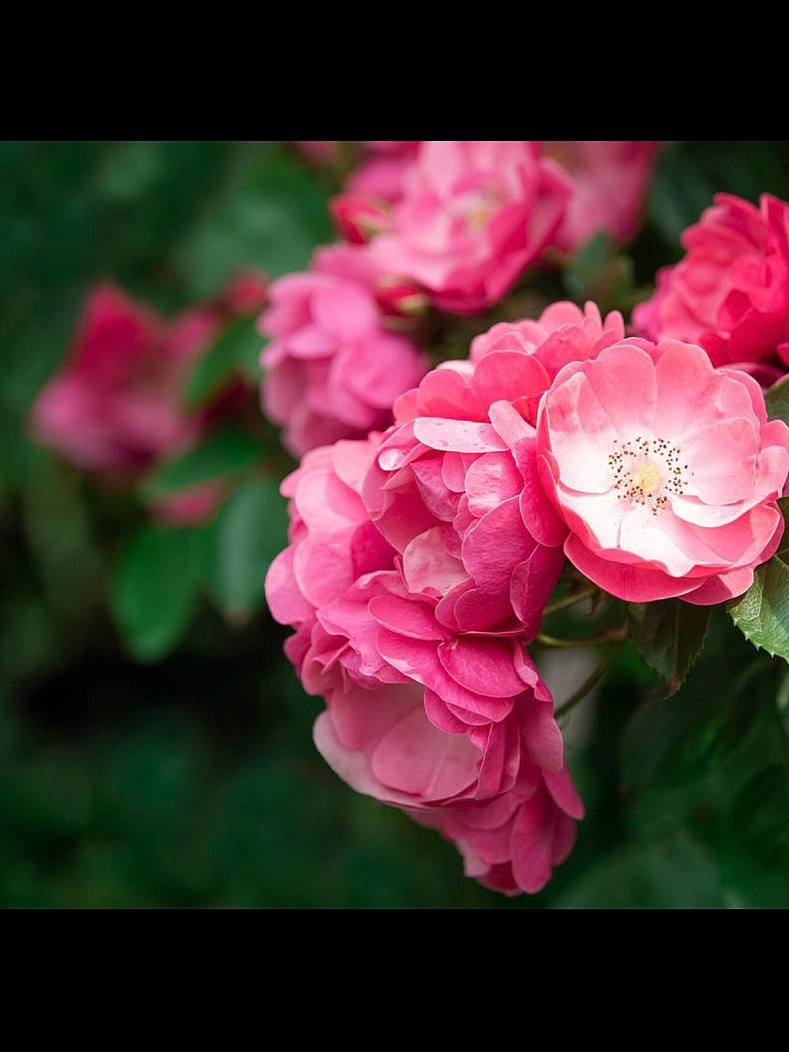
[543, 587, 597, 617]
[554, 643, 625, 720]
[537, 622, 628, 649]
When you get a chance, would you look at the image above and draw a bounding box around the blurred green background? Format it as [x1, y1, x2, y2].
[1, 141, 788, 908]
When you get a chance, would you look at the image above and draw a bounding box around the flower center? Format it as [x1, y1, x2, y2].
[608, 436, 690, 514]
[632, 460, 663, 495]
[461, 185, 502, 230]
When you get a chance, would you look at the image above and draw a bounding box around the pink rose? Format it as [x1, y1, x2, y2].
[367, 141, 572, 314]
[330, 195, 391, 245]
[31, 284, 197, 475]
[359, 304, 625, 635]
[364, 367, 573, 637]
[30, 276, 265, 524]
[411, 768, 581, 895]
[259, 249, 427, 457]
[314, 243, 428, 318]
[469, 300, 625, 422]
[544, 141, 660, 252]
[344, 141, 419, 207]
[633, 193, 789, 384]
[265, 435, 583, 895]
[536, 338, 789, 603]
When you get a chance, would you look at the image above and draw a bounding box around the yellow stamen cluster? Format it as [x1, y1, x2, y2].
[608, 436, 690, 514]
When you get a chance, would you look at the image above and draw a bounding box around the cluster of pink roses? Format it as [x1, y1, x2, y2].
[335, 140, 660, 268]
[266, 295, 789, 892]
[264, 148, 789, 894]
[263, 142, 661, 457]
[30, 272, 267, 524]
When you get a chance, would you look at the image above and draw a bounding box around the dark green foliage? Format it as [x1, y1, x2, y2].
[647, 141, 789, 249]
[184, 317, 264, 408]
[562, 233, 641, 315]
[628, 600, 710, 693]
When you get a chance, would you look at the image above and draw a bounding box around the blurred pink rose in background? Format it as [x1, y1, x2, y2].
[30, 272, 267, 523]
[366, 141, 572, 314]
[633, 193, 789, 385]
[344, 141, 419, 207]
[544, 141, 660, 252]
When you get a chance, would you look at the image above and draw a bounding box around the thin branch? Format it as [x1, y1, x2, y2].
[536, 622, 628, 649]
[554, 643, 625, 720]
[543, 587, 597, 617]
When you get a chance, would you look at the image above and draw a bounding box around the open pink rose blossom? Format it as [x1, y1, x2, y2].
[544, 141, 660, 252]
[265, 436, 583, 895]
[536, 339, 789, 603]
[633, 193, 789, 384]
[367, 141, 572, 314]
[260, 249, 427, 457]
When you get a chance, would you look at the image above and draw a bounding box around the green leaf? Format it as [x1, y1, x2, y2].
[562, 233, 639, 315]
[109, 525, 209, 661]
[552, 832, 727, 908]
[174, 145, 333, 299]
[765, 376, 789, 426]
[184, 317, 262, 409]
[728, 505, 789, 661]
[142, 428, 261, 501]
[617, 647, 789, 907]
[211, 479, 287, 620]
[627, 599, 711, 692]
[619, 651, 771, 794]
